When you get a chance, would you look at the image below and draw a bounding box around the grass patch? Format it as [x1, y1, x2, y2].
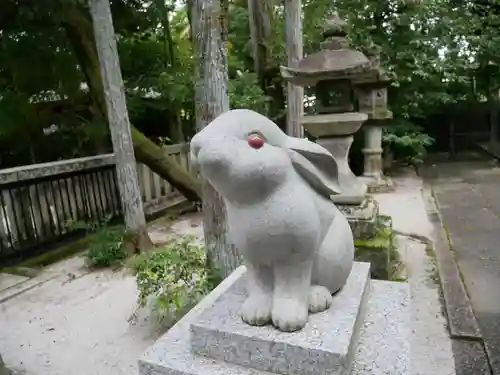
[85, 227, 128, 269]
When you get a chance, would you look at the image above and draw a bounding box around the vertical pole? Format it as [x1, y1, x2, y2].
[89, 0, 152, 249]
[285, 0, 304, 137]
[191, 0, 241, 277]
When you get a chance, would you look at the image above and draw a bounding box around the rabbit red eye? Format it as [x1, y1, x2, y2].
[248, 134, 265, 149]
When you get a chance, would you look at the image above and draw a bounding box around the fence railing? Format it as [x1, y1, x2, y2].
[138, 143, 193, 215]
[0, 143, 191, 264]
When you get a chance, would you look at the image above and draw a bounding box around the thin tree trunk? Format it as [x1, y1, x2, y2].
[185, 0, 194, 43]
[284, 0, 304, 137]
[61, 4, 201, 202]
[156, 0, 184, 142]
[247, 0, 271, 91]
[89, 0, 153, 252]
[247, 0, 286, 129]
[191, 0, 242, 278]
[131, 127, 199, 201]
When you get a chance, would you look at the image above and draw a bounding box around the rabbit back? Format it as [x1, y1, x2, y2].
[312, 206, 355, 294]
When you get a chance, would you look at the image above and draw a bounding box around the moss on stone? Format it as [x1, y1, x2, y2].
[377, 214, 392, 223]
[443, 225, 453, 251]
[353, 215, 406, 281]
[354, 219, 395, 280]
[0, 266, 40, 278]
[354, 227, 391, 248]
[391, 277, 407, 283]
[425, 243, 436, 258]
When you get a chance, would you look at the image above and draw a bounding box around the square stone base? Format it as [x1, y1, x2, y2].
[190, 263, 370, 375]
[139, 264, 410, 375]
[360, 176, 394, 194]
[338, 197, 379, 240]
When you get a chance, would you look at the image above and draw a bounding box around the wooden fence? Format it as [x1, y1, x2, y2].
[0, 143, 192, 264]
[137, 143, 193, 215]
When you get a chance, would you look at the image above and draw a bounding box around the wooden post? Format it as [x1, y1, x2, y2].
[89, 0, 152, 251]
[284, 0, 304, 137]
[190, 0, 241, 277]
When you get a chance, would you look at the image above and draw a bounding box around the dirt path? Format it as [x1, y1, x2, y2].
[0, 214, 204, 375]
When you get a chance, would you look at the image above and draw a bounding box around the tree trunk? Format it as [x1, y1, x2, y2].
[284, 0, 304, 137]
[191, 0, 242, 278]
[89, 0, 153, 252]
[247, 0, 286, 129]
[247, 0, 271, 91]
[156, 0, 184, 143]
[61, 3, 201, 202]
[131, 127, 201, 201]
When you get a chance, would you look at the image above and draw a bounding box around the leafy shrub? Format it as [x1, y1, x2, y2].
[228, 70, 270, 114]
[64, 215, 127, 268]
[85, 227, 127, 268]
[128, 235, 218, 322]
[383, 119, 434, 165]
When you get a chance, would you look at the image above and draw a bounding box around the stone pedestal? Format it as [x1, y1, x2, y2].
[191, 262, 370, 375]
[301, 113, 368, 205]
[318, 136, 367, 205]
[360, 125, 392, 193]
[139, 263, 410, 375]
[362, 125, 383, 180]
[337, 199, 395, 280]
[337, 197, 379, 240]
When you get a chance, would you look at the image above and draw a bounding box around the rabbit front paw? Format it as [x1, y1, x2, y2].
[271, 298, 308, 332]
[241, 294, 272, 326]
[308, 285, 333, 313]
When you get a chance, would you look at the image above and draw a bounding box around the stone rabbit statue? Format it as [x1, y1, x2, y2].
[190, 109, 354, 332]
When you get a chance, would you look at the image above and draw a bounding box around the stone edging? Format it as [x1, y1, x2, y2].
[0, 274, 57, 304]
[421, 184, 482, 340]
[422, 183, 496, 374]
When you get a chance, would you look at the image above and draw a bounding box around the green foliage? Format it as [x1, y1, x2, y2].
[85, 227, 127, 268]
[128, 235, 218, 321]
[4, 0, 500, 167]
[229, 71, 270, 113]
[383, 119, 434, 164]
[66, 216, 127, 268]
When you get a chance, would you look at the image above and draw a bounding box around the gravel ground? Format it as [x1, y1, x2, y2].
[0, 214, 204, 375]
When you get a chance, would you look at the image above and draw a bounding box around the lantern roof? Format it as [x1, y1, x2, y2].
[322, 10, 348, 38]
[280, 12, 373, 87]
[353, 43, 392, 86]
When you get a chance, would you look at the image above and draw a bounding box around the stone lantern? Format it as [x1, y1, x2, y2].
[280, 12, 373, 205]
[353, 45, 393, 191]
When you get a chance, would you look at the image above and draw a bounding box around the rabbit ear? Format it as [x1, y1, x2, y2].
[285, 137, 342, 198]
